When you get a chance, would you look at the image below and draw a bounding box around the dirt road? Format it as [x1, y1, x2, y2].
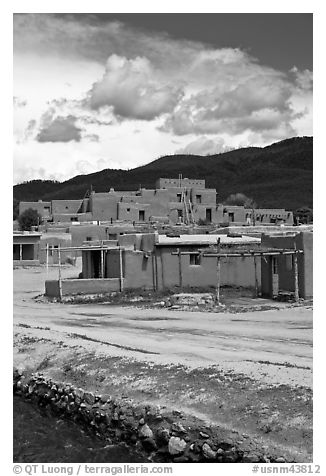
[14, 265, 312, 387]
[13, 265, 313, 462]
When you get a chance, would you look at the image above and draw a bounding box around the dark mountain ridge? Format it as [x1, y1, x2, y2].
[13, 136, 312, 213]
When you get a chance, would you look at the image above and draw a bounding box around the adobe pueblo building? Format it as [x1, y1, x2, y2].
[19, 177, 294, 227]
[45, 231, 312, 301]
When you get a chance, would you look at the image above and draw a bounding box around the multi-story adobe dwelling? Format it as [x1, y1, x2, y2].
[19, 177, 294, 226]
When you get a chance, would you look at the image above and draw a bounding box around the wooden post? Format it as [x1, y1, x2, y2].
[100, 242, 104, 279]
[119, 247, 124, 292]
[160, 248, 165, 289]
[46, 243, 49, 275]
[253, 255, 259, 298]
[177, 248, 183, 289]
[58, 245, 62, 300]
[152, 252, 157, 291]
[293, 244, 299, 302]
[215, 238, 221, 305]
[154, 248, 159, 291]
[216, 257, 221, 304]
[19, 244, 22, 261]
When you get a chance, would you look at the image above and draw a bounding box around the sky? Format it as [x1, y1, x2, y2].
[13, 13, 313, 184]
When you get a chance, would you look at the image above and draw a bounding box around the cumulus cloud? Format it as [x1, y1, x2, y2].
[13, 96, 27, 108]
[176, 136, 233, 155]
[87, 54, 183, 120]
[291, 66, 313, 91]
[36, 115, 82, 142]
[160, 68, 307, 138]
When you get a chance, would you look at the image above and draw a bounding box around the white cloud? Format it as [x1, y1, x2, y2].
[87, 55, 183, 120]
[176, 136, 232, 155]
[36, 115, 82, 143]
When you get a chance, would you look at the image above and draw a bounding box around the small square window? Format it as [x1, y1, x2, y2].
[190, 254, 201, 265]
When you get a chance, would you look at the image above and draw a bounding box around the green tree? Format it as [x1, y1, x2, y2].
[18, 208, 42, 231]
[224, 193, 257, 208]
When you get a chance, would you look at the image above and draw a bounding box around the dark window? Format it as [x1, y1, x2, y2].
[108, 233, 117, 240]
[272, 257, 278, 274]
[177, 209, 183, 218]
[127, 208, 130, 212]
[139, 210, 145, 221]
[228, 212, 234, 222]
[70, 216, 78, 221]
[196, 195, 202, 204]
[177, 193, 182, 202]
[206, 208, 212, 222]
[86, 236, 92, 241]
[190, 254, 201, 265]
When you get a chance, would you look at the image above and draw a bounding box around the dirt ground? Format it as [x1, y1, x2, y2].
[13, 263, 313, 462]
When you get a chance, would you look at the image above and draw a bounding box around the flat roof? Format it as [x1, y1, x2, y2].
[13, 232, 42, 237]
[156, 234, 261, 246]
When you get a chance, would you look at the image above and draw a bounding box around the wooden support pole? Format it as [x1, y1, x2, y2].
[216, 257, 221, 305]
[152, 252, 157, 291]
[215, 238, 221, 305]
[293, 244, 299, 302]
[19, 244, 22, 261]
[177, 248, 183, 289]
[100, 243, 104, 279]
[119, 247, 124, 292]
[58, 245, 62, 300]
[154, 249, 159, 291]
[254, 255, 259, 298]
[46, 243, 49, 275]
[160, 248, 165, 290]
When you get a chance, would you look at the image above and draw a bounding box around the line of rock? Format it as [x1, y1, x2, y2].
[13, 369, 285, 463]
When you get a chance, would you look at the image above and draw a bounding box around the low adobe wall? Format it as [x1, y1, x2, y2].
[45, 278, 120, 298]
[13, 259, 40, 267]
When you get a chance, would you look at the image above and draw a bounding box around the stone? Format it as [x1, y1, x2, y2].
[172, 422, 187, 434]
[202, 443, 217, 460]
[188, 453, 201, 462]
[139, 424, 153, 439]
[142, 438, 157, 451]
[217, 448, 224, 455]
[199, 431, 210, 438]
[156, 428, 170, 445]
[168, 437, 187, 455]
[173, 455, 189, 462]
[83, 391, 95, 405]
[139, 418, 145, 425]
[275, 457, 286, 463]
[112, 412, 119, 421]
[242, 453, 260, 463]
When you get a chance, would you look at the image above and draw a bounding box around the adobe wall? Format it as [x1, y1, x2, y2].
[296, 232, 313, 298]
[90, 194, 119, 221]
[39, 234, 73, 264]
[156, 178, 206, 189]
[45, 278, 120, 297]
[71, 225, 109, 247]
[156, 247, 259, 290]
[52, 212, 93, 223]
[123, 250, 155, 290]
[51, 199, 82, 215]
